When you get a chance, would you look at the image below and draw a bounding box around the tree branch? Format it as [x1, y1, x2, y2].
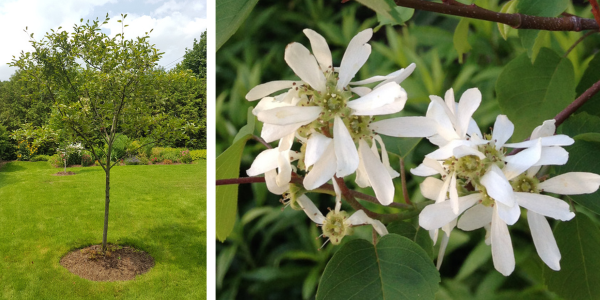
[393, 0, 598, 31]
[590, 0, 600, 29]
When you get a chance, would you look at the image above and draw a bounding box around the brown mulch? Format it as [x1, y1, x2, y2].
[53, 171, 76, 176]
[60, 244, 154, 281]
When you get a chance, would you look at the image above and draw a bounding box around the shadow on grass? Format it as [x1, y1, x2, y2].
[0, 163, 27, 173]
[120, 223, 207, 273]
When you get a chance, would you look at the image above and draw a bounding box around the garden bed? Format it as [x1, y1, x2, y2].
[60, 244, 154, 282]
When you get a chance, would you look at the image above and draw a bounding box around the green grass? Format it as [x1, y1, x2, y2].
[0, 161, 206, 299]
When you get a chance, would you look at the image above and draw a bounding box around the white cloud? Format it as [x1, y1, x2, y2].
[0, 0, 207, 81]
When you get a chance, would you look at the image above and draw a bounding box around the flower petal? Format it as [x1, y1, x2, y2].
[516, 192, 575, 221]
[419, 193, 480, 230]
[246, 149, 279, 176]
[351, 93, 408, 116]
[426, 139, 484, 160]
[480, 164, 515, 207]
[444, 88, 456, 115]
[504, 135, 574, 148]
[374, 135, 400, 178]
[303, 143, 337, 190]
[436, 232, 450, 270]
[305, 132, 332, 169]
[534, 146, 568, 166]
[370, 116, 438, 137]
[303, 29, 332, 73]
[456, 88, 482, 138]
[261, 123, 304, 143]
[347, 210, 389, 236]
[492, 115, 514, 148]
[358, 139, 394, 205]
[257, 106, 321, 126]
[350, 86, 371, 96]
[411, 161, 441, 177]
[284, 42, 327, 92]
[531, 119, 556, 139]
[337, 28, 372, 89]
[449, 172, 459, 214]
[265, 169, 289, 195]
[503, 139, 542, 180]
[296, 194, 325, 224]
[351, 63, 416, 87]
[276, 150, 292, 186]
[496, 201, 521, 225]
[453, 145, 485, 159]
[246, 81, 301, 101]
[334, 116, 359, 177]
[528, 211, 561, 271]
[491, 206, 515, 276]
[539, 172, 600, 195]
[420, 177, 444, 201]
[252, 96, 291, 115]
[458, 203, 492, 231]
[347, 82, 402, 111]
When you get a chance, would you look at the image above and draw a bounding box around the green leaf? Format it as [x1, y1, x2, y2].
[216, 109, 256, 242]
[375, 6, 415, 30]
[356, 0, 405, 26]
[380, 135, 422, 158]
[556, 139, 600, 215]
[515, 0, 568, 61]
[496, 48, 575, 142]
[387, 222, 434, 259]
[316, 234, 440, 300]
[497, 0, 518, 40]
[560, 112, 600, 137]
[216, 0, 259, 51]
[455, 240, 491, 281]
[453, 18, 471, 64]
[576, 54, 600, 117]
[543, 214, 600, 300]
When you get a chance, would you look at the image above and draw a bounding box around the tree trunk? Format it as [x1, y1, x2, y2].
[101, 148, 112, 252]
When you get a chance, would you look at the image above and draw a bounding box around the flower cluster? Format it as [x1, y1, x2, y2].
[414, 88, 600, 275]
[245, 29, 438, 244]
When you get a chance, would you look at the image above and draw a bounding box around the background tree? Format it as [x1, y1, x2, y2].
[11, 14, 185, 252]
[175, 31, 207, 79]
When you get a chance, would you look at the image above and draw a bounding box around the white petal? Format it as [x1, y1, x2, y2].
[351, 91, 408, 116]
[491, 206, 515, 276]
[452, 145, 485, 159]
[503, 139, 542, 180]
[419, 194, 480, 230]
[449, 172, 459, 214]
[531, 120, 556, 139]
[355, 155, 370, 188]
[426, 139, 484, 160]
[261, 123, 304, 143]
[303, 29, 332, 73]
[480, 164, 515, 207]
[458, 203, 492, 231]
[430, 229, 439, 245]
[350, 86, 371, 96]
[265, 169, 289, 195]
[276, 150, 292, 186]
[467, 118, 483, 139]
[420, 177, 444, 201]
[515, 193, 575, 221]
[370, 116, 438, 137]
[444, 88, 455, 115]
[436, 175, 451, 203]
[305, 132, 332, 168]
[246, 81, 301, 101]
[534, 146, 568, 166]
[504, 135, 574, 148]
[436, 232, 450, 270]
[334, 116, 359, 177]
[496, 201, 521, 226]
[358, 139, 394, 205]
[351, 63, 416, 87]
[246, 149, 279, 176]
[492, 115, 514, 148]
[284, 42, 326, 92]
[528, 211, 561, 271]
[257, 106, 321, 125]
[278, 132, 295, 151]
[347, 82, 402, 111]
[337, 28, 372, 89]
[252, 96, 290, 115]
[303, 143, 336, 190]
[428, 95, 457, 133]
[296, 194, 325, 224]
[332, 179, 342, 213]
[411, 162, 440, 177]
[374, 135, 400, 178]
[539, 172, 600, 195]
[456, 88, 482, 138]
[347, 210, 389, 236]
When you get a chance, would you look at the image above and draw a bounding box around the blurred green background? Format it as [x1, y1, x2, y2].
[216, 0, 600, 299]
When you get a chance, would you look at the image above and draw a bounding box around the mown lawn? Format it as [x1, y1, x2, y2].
[0, 161, 206, 299]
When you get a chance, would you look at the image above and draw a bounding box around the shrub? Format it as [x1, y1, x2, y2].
[162, 151, 181, 163]
[150, 156, 162, 164]
[16, 140, 38, 161]
[31, 155, 51, 162]
[139, 156, 150, 165]
[181, 150, 193, 164]
[190, 149, 206, 161]
[0, 125, 15, 161]
[48, 154, 62, 168]
[81, 154, 94, 167]
[163, 159, 173, 165]
[67, 151, 82, 166]
[124, 156, 141, 165]
[107, 134, 130, 161]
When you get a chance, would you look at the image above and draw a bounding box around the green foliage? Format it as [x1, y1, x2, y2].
[48, 154, 62, 168]
[543, 214, 600, 300]
[576, 54, 600, 117]
[175, 31, 207, 79]
[387, 221, 434, 258]
[190, 149, 206, 160]
[516, 0, 568, 62]
[216, 0, 259, 51]
[124, 156, 141, 165]
[108, 134, 131, 162]
[30, 154, 51, 162]
[316, 234, 440, 300]
[81, 153, 94, 167]
[180, 150, 193, 164]
[0, 124, 15, 161]
[496, 48, 575, 142]
[453, 18, 472, 64]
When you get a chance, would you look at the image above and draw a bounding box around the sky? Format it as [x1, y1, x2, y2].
[0, 0, 208, 81]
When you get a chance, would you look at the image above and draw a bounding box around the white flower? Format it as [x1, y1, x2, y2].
[246, 133, 299, 195]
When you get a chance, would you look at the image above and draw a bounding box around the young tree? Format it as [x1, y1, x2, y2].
[11, 14, 185, 252]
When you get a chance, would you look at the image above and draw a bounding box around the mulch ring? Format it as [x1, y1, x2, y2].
[60, 244, 154, 281]
[53, 171, 76, 176]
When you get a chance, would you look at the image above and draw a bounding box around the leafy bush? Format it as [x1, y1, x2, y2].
[124, 156, 141, 165]
[139, 156, 150, 165]
[150, 156, 162, 164]
[163, 159, 173, 165]
[30, 155, 51, 162]
[181, 150, 193, 164]
[81, 154, 94, 167]
[67, 151, 82, 166]
[16, 140, 38, 161]
[48, 154, 62, 168]
[190, 149, 206, 160]
[108, 134, 130, 161]
[0, 125, 16, 161]
[162, 151, 181, 162]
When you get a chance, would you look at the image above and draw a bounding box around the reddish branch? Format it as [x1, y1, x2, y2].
[393, 0, 598, 31]
[590, 0, 600, 29]
[555, 79, 600, 128]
